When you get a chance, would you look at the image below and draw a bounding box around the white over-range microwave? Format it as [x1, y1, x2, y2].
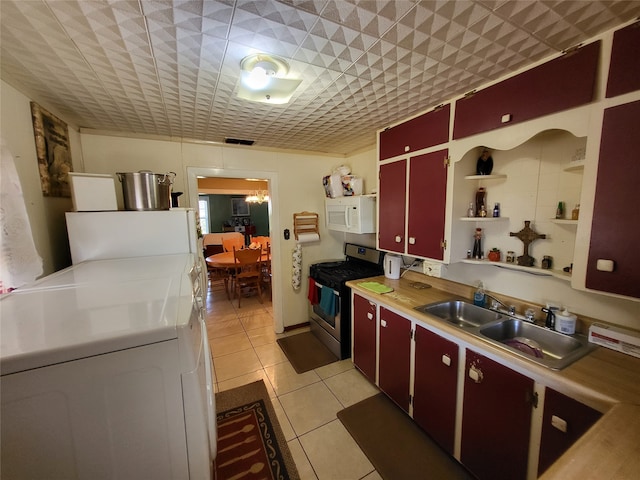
[325, 195, 376, 234]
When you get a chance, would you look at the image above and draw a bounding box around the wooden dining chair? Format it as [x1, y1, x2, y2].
[261, 243, 272, 299]
[232, 247, 263, 307]
[250, 236, 271, 252]
[223, 237, 245, 253]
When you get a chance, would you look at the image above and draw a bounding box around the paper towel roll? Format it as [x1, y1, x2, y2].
[296, 233, 320, 244]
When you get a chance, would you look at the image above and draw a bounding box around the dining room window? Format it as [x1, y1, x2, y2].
[198, 197, 210, 234]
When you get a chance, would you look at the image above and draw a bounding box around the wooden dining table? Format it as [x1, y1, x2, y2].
[205, 250, 271, 268]
[206, 249, 271, 300]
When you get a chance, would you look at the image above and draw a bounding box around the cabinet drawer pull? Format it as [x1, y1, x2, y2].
[404, 145, 410, 152]
[441, 354, 451, 367]
[409, 237, 416, 245]
[395, 235, 402, 243]
[468, 365, 483, 383]
[367, 312, 374, 320]
[551, 415, 568, 433]
[381, 319, 387, 328]
[596, 259, 615, 272]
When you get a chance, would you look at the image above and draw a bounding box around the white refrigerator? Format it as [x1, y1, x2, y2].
[66, 208, 201, 263]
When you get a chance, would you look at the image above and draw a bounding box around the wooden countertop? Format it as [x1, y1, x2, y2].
[347, 272, 640, 480]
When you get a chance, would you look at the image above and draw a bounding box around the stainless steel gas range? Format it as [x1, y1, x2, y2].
[308, 244, 385, 359]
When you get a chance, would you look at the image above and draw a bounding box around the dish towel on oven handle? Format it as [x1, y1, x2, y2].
[319, 285, 338, 317]
[308, 277, 319, 305]
[291, 244, 302, 290]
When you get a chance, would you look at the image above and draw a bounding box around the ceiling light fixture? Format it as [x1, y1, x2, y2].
[238, 53, 301, 104]
[245, 190, 270, 204]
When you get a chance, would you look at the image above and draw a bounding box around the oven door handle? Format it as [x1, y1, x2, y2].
[312, 280, 339, 295]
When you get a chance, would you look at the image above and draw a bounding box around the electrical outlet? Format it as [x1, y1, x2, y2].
[423, 260, 444, 278]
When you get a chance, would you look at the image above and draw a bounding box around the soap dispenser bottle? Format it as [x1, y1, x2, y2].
[473, 282, 486, 307]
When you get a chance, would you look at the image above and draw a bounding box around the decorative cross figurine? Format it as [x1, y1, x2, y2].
[509, 220, 546, 267]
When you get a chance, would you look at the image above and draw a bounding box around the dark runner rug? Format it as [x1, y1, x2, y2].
[338, 393, 473, 480]
[276, 331, 338, 373]
[215, 380, 299, 480]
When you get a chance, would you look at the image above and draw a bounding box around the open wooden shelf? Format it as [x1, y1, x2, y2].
[460, 258, 571, 281]
[563, 160, 585, 172]
[464, 174, 507, 180]
[550, 218, 578, 225]
[459, 217, 509, 222]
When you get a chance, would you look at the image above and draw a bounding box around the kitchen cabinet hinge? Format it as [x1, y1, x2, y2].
[440, 239, 447, 250]
[410, 329, 414, 340]
[443, 156, 450, 167]
[464, 89, 476, 99]
[409, 394, 413, 405]
[562, 43, 583, 56]
[527, 390, 539, 408]
[432, 103, 445, 112]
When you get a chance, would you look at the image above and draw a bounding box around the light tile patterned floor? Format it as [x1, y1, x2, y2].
[205, 277, 382, 480]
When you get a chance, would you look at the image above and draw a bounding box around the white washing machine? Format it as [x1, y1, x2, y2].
[0, 255, 216, 479]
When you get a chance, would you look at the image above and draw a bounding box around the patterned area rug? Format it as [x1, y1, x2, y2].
[215, 380, 299, 480]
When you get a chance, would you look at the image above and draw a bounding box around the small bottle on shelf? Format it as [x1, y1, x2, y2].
[492, 202, 500, 217]
[467, 202, 475, 217]
[572, 204, 580, 220]
[479, 204, 487, 217]
[475, 187, 486, 217]
[556, 201, 564, 219]
[472, 228, 483, 259]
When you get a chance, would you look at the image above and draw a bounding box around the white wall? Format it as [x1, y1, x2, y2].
[80, 132, 348, 330]
[1, 80, 83, 275]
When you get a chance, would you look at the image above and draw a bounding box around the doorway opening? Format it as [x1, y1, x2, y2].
[186, 167, 283, 333]
[197, 177, 269, 241]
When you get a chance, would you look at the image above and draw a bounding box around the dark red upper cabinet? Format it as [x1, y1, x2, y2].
[453, 41, 600, 140]
[378, 159, 407, 253]
[586, 100, 640, 299]
[379, 104, 450, 160]
[606, 21, 640, 98]
[407, 150, 448, 260]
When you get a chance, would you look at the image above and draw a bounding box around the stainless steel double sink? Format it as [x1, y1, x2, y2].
[414, 300, 595, 370]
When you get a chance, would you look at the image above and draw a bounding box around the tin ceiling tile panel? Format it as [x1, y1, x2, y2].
[2, 0, 640, 154]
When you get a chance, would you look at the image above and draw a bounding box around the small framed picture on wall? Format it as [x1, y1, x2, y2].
[30, 101, 74, 197]
[231, 197, 250, 216]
